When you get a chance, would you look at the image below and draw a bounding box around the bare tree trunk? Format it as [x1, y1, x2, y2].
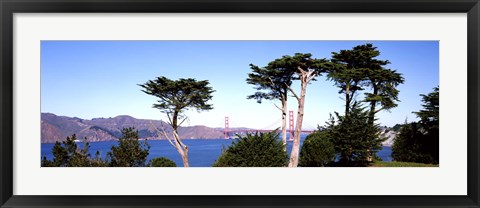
[173, 130, 189, 167]
[369, 84, 378, 125]
[281, 99, 287, 152]
[367, 84, 378, 163]
[171, 111, 189, 167]
[179, 146, 189, 167]
[150, 119, 189, 167]
[345, 84, 350, 116]
[288, 80, 307, 167]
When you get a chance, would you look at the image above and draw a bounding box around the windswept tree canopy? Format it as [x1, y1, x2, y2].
[329, 44, 404, 123]
[282, 53, 330, 79]
[329, 45, 372, 94]
[246, 62, 295, 104]
[247, 53, 330, 104]
[392, 86, 439, 164]
[139, 76, 214, 167]
[274, 53, 331, 167]
[414, 86, 439, 128]
[139, 76, 214, 128]
[329, 44, 390, 95]
[363, 68, 405, 112]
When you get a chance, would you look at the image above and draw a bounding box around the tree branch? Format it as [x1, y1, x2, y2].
[267, 77, 275, 86]
[166, 113, 173, 126]
[173, 131, 187, 150]
[297, 66, 306, 74]
[374, 107, 385, 114]
[273, 103, 282, 111]
[149, 121, 176, 148]
[286, 84, 300, 101]
[160, 123, 177, 148]
[306, 70, 317, 83]
[178, 116, 188, 127]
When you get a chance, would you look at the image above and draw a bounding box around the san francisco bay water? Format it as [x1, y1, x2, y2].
[41, 138, 393, 167]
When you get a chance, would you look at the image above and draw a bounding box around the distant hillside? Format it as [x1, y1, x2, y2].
[41, 113, 401, 145]
[380, 128, 398, 147]
[41, 113, 225, 143]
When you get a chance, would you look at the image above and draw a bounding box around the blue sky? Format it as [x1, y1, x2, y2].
[41, 41, 438, 129]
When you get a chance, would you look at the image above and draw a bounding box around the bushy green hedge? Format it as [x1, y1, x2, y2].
[213, 131, 287, 167]
[299, 131, 336, 167]
[149, 157, 177, 167]
[392, 123, 439, 164]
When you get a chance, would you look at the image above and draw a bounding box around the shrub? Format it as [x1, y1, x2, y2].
[299, 131, 335, 167]
[213, 131, 287, 167]
[391, 123, 438, 164]
[107, 127, 150, 167]
[42, 134, 91, 167]
[326, 103, 384, 166]
[392, 87, 439, 164]
[149, 157, 177, 167]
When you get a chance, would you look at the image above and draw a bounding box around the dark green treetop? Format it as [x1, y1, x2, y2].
[277, 53, 331, 167]
[139, 76, 214, 129]
[363, 68, 404, 111]
[325, 102, 384, 166]
[414, 86, 439, 129]
[298, 131, 336, 167]
[347, 44, 405, 123]
[213, 131, 288, 167]
[328, 44, 404, 120]
[108, 127, 150, 167]
[392, 86, 439, 164]
[328, 44, 376, 115]
[139, 76, 215, 167]
[246, 61, 295, 104]
[43, 134, 91, 167]
[148, 157, 177, 167]
[247, 55, 298, 151]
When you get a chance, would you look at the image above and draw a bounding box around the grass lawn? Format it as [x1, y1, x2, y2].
[371, 161, 439, 167]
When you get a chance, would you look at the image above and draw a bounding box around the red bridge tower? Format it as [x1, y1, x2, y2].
[224, 116, 229, 139]
[289, 110, 294, 141]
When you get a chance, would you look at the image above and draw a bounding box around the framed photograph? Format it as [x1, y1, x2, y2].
[1, 0, 479, 207]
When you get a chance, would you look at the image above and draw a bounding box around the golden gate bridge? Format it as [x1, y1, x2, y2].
[223, 110, 315, 139]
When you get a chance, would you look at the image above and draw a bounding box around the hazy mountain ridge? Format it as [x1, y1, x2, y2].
[41, 113, 399, 145]
[41, 113, 225, 143]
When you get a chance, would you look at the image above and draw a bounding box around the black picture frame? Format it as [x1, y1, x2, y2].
[1, 0, 479, 207]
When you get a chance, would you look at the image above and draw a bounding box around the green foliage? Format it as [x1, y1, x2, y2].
[139, 76, 214, 129]
[392, 87, 439, 164]
[415, 86, 439, 129]
[246, 53, 330, 103]
[42, 135, 110, 167]
[108, 127, 151, 167]
[149, 157, 177, 167]
[329, 44, 404, 122]
[139, 76, 215, 167]
[363, 67, 404, 115]
[90, 150, 108, 167]
[298, 131, 335, 167]
[371, 161, 438, 167]
[246, 61, 295, 104]
[41, 156, 53, 167]
[391, 123, 403, 131]
[213, 131, 288, 167]
[42, 128, 153, 167]
[391, 123, 437, 163]
[326, 103, 384, 166]
[329, 44, 373, 115]
[42, 134, 91, 167]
